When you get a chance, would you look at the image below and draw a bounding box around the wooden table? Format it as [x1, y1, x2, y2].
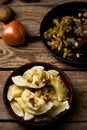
[0, 0, 87, 129]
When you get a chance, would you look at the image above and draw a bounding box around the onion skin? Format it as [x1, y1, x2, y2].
[0, 20, 27, 46]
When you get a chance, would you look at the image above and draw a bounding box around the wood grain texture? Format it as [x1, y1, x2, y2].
[0, 39, 87, 69]
[0, 39, 79, 69]
[9, 0, 87, 5]
[0, 122, 87, 130]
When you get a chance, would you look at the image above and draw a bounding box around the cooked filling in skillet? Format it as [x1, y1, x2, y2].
[44, 12, 87, 58]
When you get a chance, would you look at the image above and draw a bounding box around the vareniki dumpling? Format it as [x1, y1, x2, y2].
[12, 66, 49, 89]
[48, 70, 68, 102]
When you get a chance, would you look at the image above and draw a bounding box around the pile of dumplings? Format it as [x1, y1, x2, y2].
[7, 66, 70, 122]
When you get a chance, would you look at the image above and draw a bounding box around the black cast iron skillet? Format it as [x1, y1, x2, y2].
[40, 2, 87, 67]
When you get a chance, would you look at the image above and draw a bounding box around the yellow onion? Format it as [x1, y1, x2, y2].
[0, 20, 27, 46]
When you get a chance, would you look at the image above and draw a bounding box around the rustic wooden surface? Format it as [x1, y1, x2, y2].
[0, 0, 87, 130]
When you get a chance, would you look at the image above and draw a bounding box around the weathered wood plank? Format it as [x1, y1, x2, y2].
[0, 70, 87, 121]
[9, 0, 87, 5]
[0, 122, 87, 130]
[0, 39, 87, 69]
[0, 39, 64, 69]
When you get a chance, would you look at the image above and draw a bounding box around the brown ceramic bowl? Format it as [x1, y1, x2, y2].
[3, 62, 73, 127]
